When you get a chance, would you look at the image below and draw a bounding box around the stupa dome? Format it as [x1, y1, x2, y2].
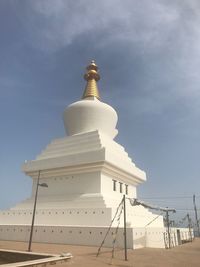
[63, 61, 118, 139]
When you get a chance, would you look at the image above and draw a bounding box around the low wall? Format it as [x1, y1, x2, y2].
[0, 225, 134, 249]
[0, 225, 192, 249]
[0, 225, 166, 249]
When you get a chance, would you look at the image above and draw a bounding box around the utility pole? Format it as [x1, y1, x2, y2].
[123, 195, 128, 261]
[166, 209, 171, 249]
[186, 213, 192, 242]
[193, 194, 200, 237]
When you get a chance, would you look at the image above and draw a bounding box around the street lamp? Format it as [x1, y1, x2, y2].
[28, 170, 48, 252]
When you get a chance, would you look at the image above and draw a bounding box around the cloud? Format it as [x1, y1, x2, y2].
[23, 0, 180, 51]
[14, 0, 200, 116]
[22, 0, 200, 55]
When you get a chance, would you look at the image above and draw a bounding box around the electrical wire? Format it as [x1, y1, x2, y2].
[142, 196, 200, 200]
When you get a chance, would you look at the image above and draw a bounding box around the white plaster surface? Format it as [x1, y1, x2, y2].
[0, 96, 190, 249]
[63, 97, 118, 139]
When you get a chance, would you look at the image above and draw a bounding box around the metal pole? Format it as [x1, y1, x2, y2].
[187, 213, 192, 241]
[166, 209, 171, 249]
[28, 171, 40, 252]
[123, 195, 128, 261]
[193, 194, 200, 237]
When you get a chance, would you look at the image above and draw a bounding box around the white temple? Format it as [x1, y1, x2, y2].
[0, 61, 175, 249]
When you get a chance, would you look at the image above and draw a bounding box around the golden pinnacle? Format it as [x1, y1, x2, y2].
[82, 60, 100, 100]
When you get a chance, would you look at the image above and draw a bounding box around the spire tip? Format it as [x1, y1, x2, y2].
[82, 60, 100, 100]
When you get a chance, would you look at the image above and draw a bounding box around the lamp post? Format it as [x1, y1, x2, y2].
[28, 171, 48, 252]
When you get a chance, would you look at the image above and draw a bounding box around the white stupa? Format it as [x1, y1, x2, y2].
[0, 61, 166, 249]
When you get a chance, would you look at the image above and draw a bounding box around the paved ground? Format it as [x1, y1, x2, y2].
[0, 239, 200, 267]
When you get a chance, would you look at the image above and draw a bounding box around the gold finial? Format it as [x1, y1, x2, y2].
[82, 60, 100, 100]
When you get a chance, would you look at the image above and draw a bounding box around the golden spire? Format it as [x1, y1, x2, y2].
[82, 60, 100, 100]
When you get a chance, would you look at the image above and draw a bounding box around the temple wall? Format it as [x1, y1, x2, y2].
[0, 208, 112, 226]
[100, 173, 135, 198]
[0, 206, 162, 228]
[31, 172, 101, 198]
[0, 225, 134, 248]
[0, 225, 192, 249]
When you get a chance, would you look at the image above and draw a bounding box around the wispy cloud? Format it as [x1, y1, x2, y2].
[15, 0, 200, 116]
[23, 0, 181, 51]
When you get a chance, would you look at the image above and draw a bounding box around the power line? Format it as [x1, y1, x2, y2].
[142, 196, 200, 200]
[175, 209, 200, 211]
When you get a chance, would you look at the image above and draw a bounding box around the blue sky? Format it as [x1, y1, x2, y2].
[0, 0, 200, 224]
